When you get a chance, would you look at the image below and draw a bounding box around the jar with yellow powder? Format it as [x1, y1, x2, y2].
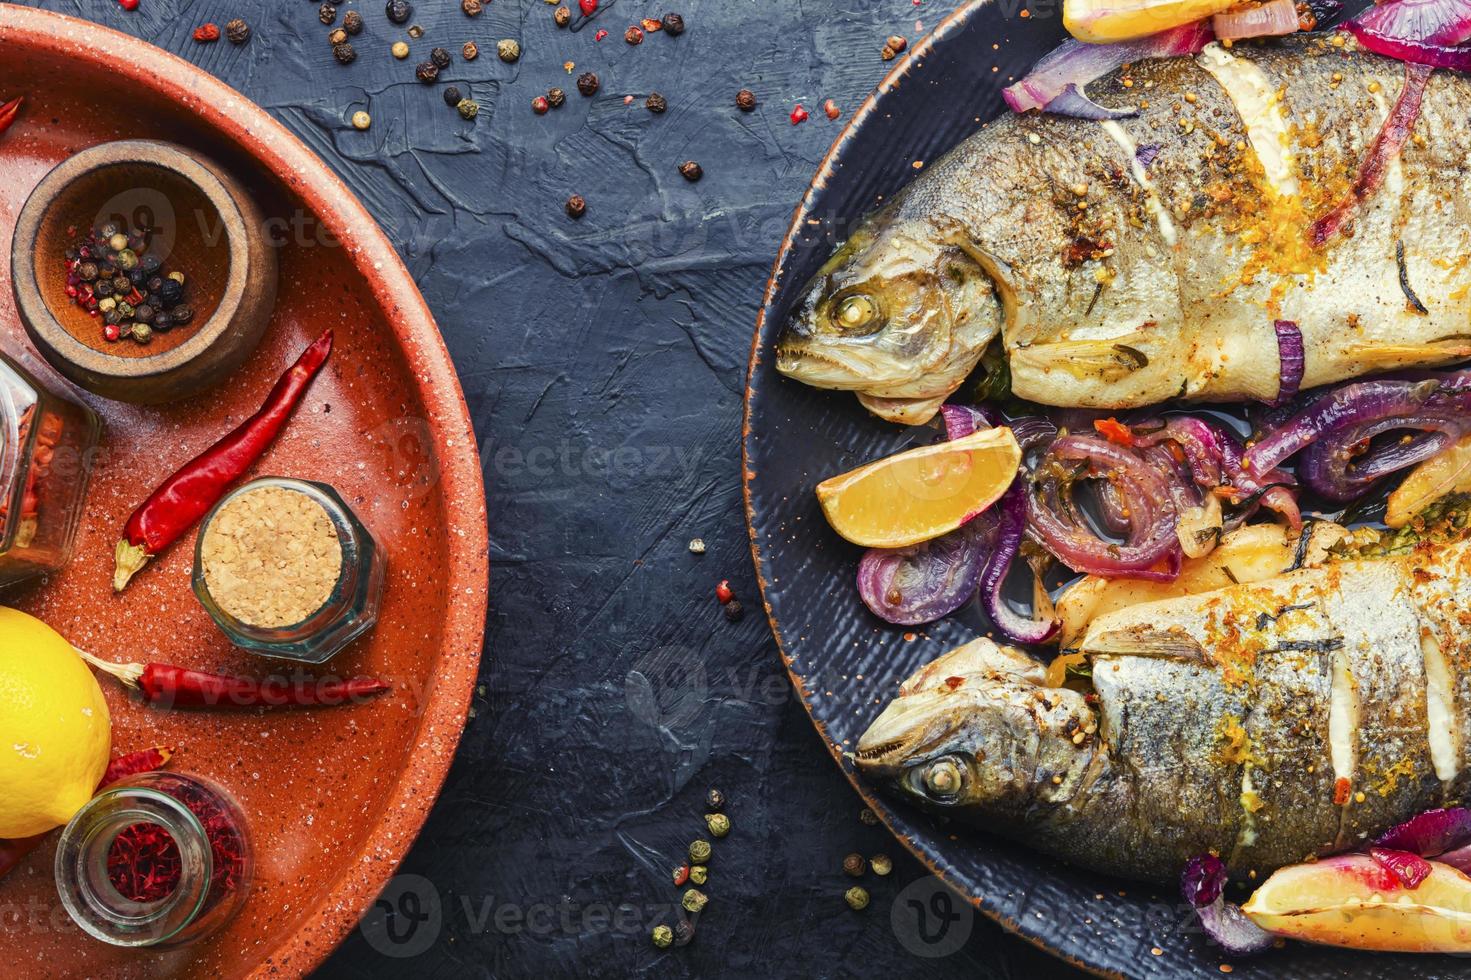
[192, 477, 384, 663]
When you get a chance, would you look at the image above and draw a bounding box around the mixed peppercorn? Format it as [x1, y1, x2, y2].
[653, 787, 730, 949]
[62, 222, 194, 345]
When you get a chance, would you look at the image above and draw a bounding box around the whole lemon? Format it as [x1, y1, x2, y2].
[0, 607, 111, 838]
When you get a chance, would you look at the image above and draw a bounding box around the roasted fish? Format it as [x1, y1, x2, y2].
[779, 37, 1471, 424]
[855, 537, 1471, 882]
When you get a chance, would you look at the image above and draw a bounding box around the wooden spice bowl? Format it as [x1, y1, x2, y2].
[9, 139, 277, 403]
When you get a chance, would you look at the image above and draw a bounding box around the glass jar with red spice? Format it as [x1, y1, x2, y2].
[0, 351, 101, 588]
[54, 771, 252, 947]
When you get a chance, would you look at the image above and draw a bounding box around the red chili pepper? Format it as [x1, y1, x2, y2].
[715, 579, 734, 604]
[78, 649, 390, 708]
[114, 330, 333, 591]
[1093, 417, 1135, 447]
[0, 746, 174, 882]
[0, 97, 23, 141]
[193, 23, 221, 42]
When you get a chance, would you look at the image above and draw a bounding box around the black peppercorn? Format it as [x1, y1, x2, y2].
[329, 27, 349, 45]
[95, 280, 114, 298]
[843, 853, 866, 877]
[225, 18, 250, 44]
[462, 40, 479, 60]
[140, 254, 162, 275]
[319, 3, 337, 25]
[547, 87, 566, 108]
[679, 160, 703, 182]
[157, 278, 184, 306]
[171, 304, 195, 325]
[723, 598, 743, 621]
[625, 25, 644, 44]
[385, 0, 412, 24]
[706, 787, 725, 810]
[645, 92, 667, 113]
[661, 12, 685, 35]
[576, 71, 599, 96]
[415, 61, 439, 82]
[129, 268, 147, 286]
[566, 194, 586, 219]
[333, 41, 357, 64]
[430, 46, 452, 68]
[112, 275, 132, 293]
[443, 85, 463, 107]
[462, 0, 484, 14]
[736, 88, 757, 112]
[147, 276, 165, 293]
[153, 312, 173, 332]
[133, 304, 155, 324]
[553, 4, 571, 27]
[343, 10, 363, 34]
[77, 262, 99, 282]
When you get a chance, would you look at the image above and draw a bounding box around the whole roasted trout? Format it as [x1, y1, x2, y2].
[778, 37, 1471, 423]
[855, 537, 1471, 882]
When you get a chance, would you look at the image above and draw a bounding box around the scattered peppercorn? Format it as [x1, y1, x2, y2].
[329, 27, 350, 45]
[386, 0, 412, 24]
[705, 787, 723, 810]
[443, 85, 464, 107]
[705, 813, 730, 837]
[415, 61, 439, 82]
[337, 10, 359, 35]
[576, 72, 600, 96]
[497, 38, 521, 63]
[662, 12, 685, 34]
[625, 25, 644, 44]
[887, 34, 908, 53]
[681, 889, 708, 914]
[462, 40, 479, 60]
[462, 0, 484, 15]
[870, 854, 893, 876]
[859, 807, 879, 826]
[457, 99, 480, 120]
[408, 24, 424, 38]
[352, 110, 372, 130]
[554, 4, 572, 27]
[689, 865, 707, 885]
[527, 96, 548, 116]
[131, 322, 152, 343]
[645, 92, 667, 113]
[319, 3, 337, 26]
[723, 599, 743, 622]
[673, 919, 694, 946]
[845, 886, 870, 911]
[651, 924, 673, 949]
[824, 98, 841, 120]
[547, 87, 566, 108]
[579, 0, 598, 14]
[672, 864, 689, 886]
[565, 194, 586, 219]
[193, 23, 220, 43]
[392, 40, 410, 59]
[715, 579, 733, 603]
[428, 47, 450, 68]
[688, 839, 711, 864]
[843, 853, 866, 877]
[334, 42, 357, 64]
[736, 88, 757, 112]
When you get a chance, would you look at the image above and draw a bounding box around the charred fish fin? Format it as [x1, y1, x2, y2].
[1254, 602, 1317, 631]
[1082, 626, 1208, 663]
[1398, 241, 1429, 315]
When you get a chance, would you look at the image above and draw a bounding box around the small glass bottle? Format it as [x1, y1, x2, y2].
[192, 476, 386, 664]
[0, 352, 101, 588]
[55, 772, 252, 948]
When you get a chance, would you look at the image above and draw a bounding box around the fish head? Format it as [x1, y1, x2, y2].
[775, 211, 1003, 425]
[854, 639, 1097, 819]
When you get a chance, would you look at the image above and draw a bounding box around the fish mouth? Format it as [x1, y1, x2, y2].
[775, 343, 899, 390]
[854, 693, 965, 778]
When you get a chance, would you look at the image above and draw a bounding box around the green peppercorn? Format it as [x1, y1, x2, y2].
[688, 839, 711, 863]
[845, 886, 870, 911]
[576, 71, 599, 96]
[689, 865, 707, 885]
[334, 41, 357, 64]
[843, 853, 865, 877]
[645, 92, 667, 113]
[554, 4, 571, 27]
[870, 854, 893, 876]
[547, 87, 566, 108]
[681, 888, 708, 914]
[108, 233, 128, 252]
[319, 3, 337, 25]
[342, 10, 363, 35]
[651, 924, 673, 949]
[704, 813, 729, 837]
[457, 99, 480, 120]
[415, 61, 439, 82]
[443, 85, 463, 107]
[115, 249, 138, 271]
[130, 322, 153, 344]
[706, 787, 724, 811]
[497, 38, 521, 63]
[662, 12, 685, 35]
[430, 46, 452, 68]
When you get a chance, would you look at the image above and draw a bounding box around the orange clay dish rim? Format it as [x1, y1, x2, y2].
[740, 2, 1119, 978]
[0, 6, 490, 977]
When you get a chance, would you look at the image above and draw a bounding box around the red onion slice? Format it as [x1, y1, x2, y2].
[940, 403, 1000, 440]
[1439, 843, 1471, 874]
[1181, 854, 1276, 956]
[1214, 0, 1301, 39]
[1002, 22, 1213, 115]
[1349, 0, 1471, 46]
[857, 514, 997, 626]
[980, 481, 1058, 645]
[1368, 846, 1435, 889]
[1375, 806, 1471, 856]
[1270, 320, 1304, 407]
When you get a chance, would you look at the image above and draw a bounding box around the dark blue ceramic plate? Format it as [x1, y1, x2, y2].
[742, 3, 1458, 976]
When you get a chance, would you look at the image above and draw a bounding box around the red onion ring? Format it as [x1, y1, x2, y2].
[1349, 0, 1471, 47]
[1001, 23, 1213, 116]
[1181, 854, 1276, 957]
[857, 514, 998, 626]
[1375, 806, 1471, 856]
[1270, 320, 1304, 407]
[1214, 0, 1301, 39]
[980, 481, 1058, 645]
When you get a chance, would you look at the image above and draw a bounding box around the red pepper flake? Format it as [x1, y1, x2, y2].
[1333, 777, 1352, 806]
[672, 864, 689, 886]
[193, 23, 221, 43]
[594, 28, 608, 41]
[790, 104, 809, 125]
[1093, 417, 1135, 447]
[943, 676, 964, 690]
[641, 17, 662, 31]
[715, 579, 734, 604]
[579, 0, 598, 13]
[823, 99, 841, 120]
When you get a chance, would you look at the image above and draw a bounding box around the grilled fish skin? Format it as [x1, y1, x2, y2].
[855, 538, 1471, 883]
[779, 37, 1471, 424]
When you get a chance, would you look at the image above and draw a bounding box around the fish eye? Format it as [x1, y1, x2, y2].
[920, 756, 966, 801]
[831, 294, 882, 334]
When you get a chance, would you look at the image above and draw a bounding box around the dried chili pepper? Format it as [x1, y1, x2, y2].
[0, 97, 23, 141]
[78, 650, 390, 709]
[193, 23, 221, 43]
[113, 330, 332, 591]
[0, 746, 174, 882]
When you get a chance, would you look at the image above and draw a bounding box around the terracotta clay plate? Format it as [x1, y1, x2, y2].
[743, 3, 1461, 978]
[0, 7, 487, 978]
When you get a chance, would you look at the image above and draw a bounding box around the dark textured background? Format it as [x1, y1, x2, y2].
[11, 0, 1082, 976]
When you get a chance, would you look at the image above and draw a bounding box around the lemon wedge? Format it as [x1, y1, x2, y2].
[1065, 0, 1240, 43]
[816, 427, 1021, 549]
[1387, 432, 1471, 528]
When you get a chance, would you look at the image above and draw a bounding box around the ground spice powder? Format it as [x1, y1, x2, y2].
[201, 486, 343, 628]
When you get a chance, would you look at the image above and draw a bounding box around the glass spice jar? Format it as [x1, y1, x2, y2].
[54, 772, 252, 948]
[192, 476, 385, 664]
[0, 351, 101, 588]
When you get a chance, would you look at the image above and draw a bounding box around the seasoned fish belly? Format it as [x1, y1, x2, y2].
[855, 540, 1471, 883]
[778, 37, 1471, 423]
